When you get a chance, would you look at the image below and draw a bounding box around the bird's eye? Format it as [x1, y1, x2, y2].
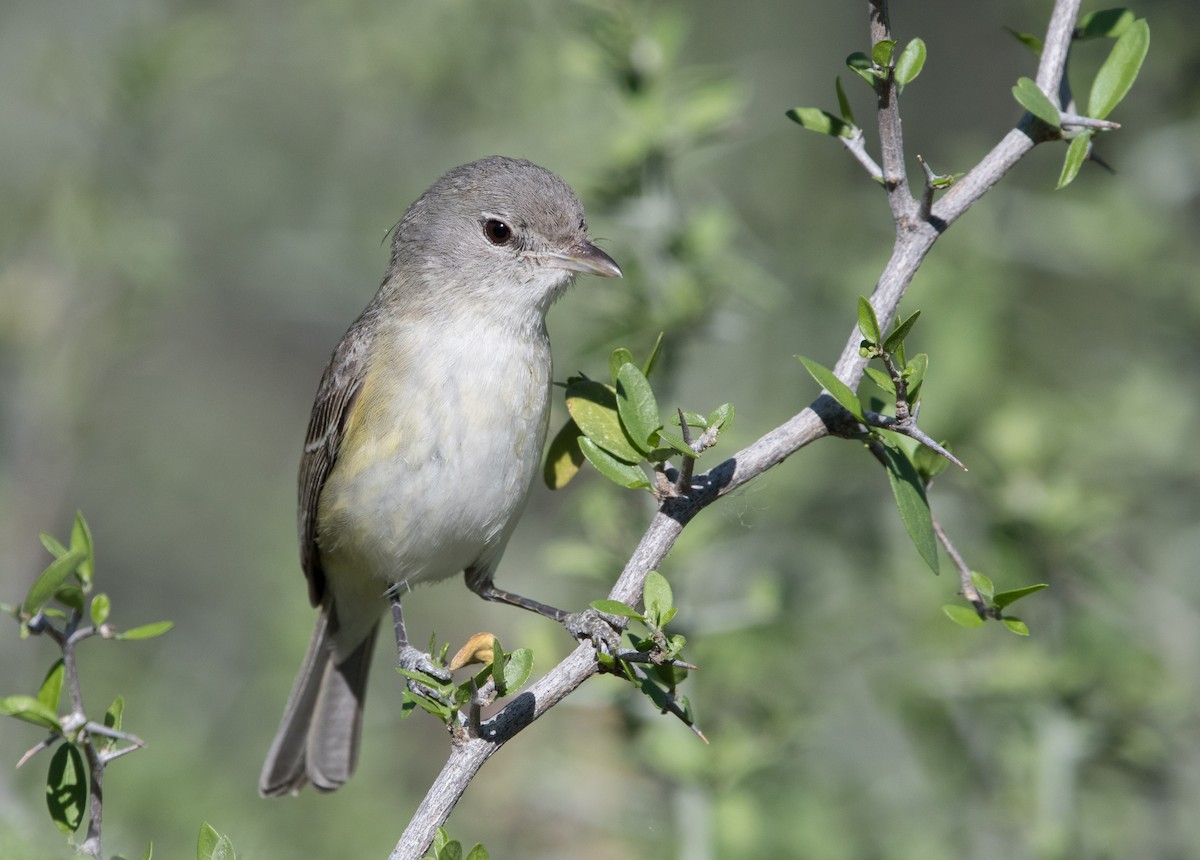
[483, 219, 513, 245]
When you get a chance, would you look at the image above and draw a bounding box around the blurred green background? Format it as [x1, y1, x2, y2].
[2, 0, 1198, 857]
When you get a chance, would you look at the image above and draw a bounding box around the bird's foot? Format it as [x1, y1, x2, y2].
[397, 644, 453, 705]
[564, 608, 625, 659]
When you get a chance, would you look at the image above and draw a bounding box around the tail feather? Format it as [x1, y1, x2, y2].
[259, 610, 378, 796]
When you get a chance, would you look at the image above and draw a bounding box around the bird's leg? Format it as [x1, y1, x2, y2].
[387, 586, 451, 698]
[464, 566, 622, 655]
[464, 564, 568, 622]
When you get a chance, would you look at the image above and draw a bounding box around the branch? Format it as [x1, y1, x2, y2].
[391, 0, 1085, 854]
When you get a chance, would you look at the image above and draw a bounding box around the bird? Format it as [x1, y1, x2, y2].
[259, 156, 622, 797]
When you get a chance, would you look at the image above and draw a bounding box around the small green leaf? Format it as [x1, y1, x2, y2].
[1057, 131, 1093, 189]
[857, 296, 882, 344]
[785, 107, 855, 138]
[142, 840, 154, 860]
[1012, 76, 1061, 128]
[969, 571, 995, 602]
[797, 356, 865, 422]
[543, 420, 584, 490]
[115, 621, 174, 640]
[1087, 18, 1149, 119]
[912, 440, 951, 482]
[943, 604, 986, 628]
[643, 571, 673, 627]
[904, 352, 928, 402]
[37, 659, 65, 714]
[566, 379, 643, 463]
[69, 511, 95, 583]
[577, 437, 651, 489]
[22, 549, 86, 617]
[864, 366, 895, 395]
[90, 592, 111, 627]
[871, 39, 896, 68]
[879, 443, 939, 574]
[500, 648, 533, 695]
[465, 844, 490, 860]
[707, 403, 734, 431]
[656, 428, 697, 459]
[643, 332, 665, 378]
[835, 76, 855, 125]
[608, 347, 635, 383]
[39, 532, 69, 558]
[615, 363, 661, 453]
[1077, 8, 1134, 40]
[590, 599, 645, 621]
[1004, 27, 1043, 56]
[197, 822, 239, 860]
[1002, 617, 1031, 636]
[0, 695, 62, 730]
[993, 583, 1049, 610]
[845, 51, 877, 85]
[894, 38, 926, 90]
[54, 584, 84, 612]
[883, 310, 921, 355]
[46, 743, 87, 835]
[104, 696, 126, 737]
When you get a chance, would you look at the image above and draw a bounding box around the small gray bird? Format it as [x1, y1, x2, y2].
[260, 157, 621, 796]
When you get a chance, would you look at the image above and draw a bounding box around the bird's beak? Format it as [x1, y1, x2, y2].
[541, 241, 623, 279]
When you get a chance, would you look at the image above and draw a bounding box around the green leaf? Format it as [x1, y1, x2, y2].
[883, 310, 921, 355]
[797, 356, 865, 422]
[1002, 617, 1031, 636]
[894, 38, 926, 90]
[104, 696, 126, 738]
[54, 584, 84, 612]
[1077, 8, 1135, 40]
[197, 822, 239, 860]
[500, 648, 533, 695]
[879, 443, 939, 574]
[1057, 132, 1093, 189]
[1087, 18, 1149, 119]
[39, 532, 69, 558]
[1004, 27, 1043, 56]
[142, 841, 154, 860]
[969, 571, 995, 602]
[115, 620, 174, 640]
[857, 296, 882, 344]
[22, 549, 86, 617]
[864, 366, 895, 395]
[577, 437, 651, 489]
[835, 76, 855, 125]
[465, 844, 490, 860]
[643, 571, 673, 627]
[993, 583, 1049, 610]
[845, 51, 877, 85]
[1012, 76, 1061, 128]
[46, 743, 87, 835]
[37, 659, 65, 714]
[566, 379, 643, 463]
[589, 599, 645, 621]
[707, 403, 734, 431]
[543, 419, 585, 490]
[785, 107, 855, 138]
[643, 331, 665, 378]
[871, 39, 896, 68]
[656, 428, 697, 459]
[0, 694, 62, 730]
[912, 439, 951, 482]
[615, 363, 661, 453]
[904, 352, 928, 402]
[942, 604, 986, 629]
[608, 347, 635, 383]
[69, 511, 95, 583]
[90, 592, 111, 627]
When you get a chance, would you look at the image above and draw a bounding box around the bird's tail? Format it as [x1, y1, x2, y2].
[259, 608, 378, 796]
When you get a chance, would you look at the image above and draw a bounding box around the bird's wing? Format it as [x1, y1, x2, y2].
[297, 306, 379, 607]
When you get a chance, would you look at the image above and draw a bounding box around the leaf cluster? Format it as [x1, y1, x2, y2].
[545, 334, 733, 493]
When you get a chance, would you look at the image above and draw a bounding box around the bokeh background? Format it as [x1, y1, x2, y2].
[2, 0, 1198, 857]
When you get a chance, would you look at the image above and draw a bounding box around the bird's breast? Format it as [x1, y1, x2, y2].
[316, 319, 553, 589]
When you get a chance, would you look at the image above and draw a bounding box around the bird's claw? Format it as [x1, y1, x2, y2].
[564, 608, 624, 658]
